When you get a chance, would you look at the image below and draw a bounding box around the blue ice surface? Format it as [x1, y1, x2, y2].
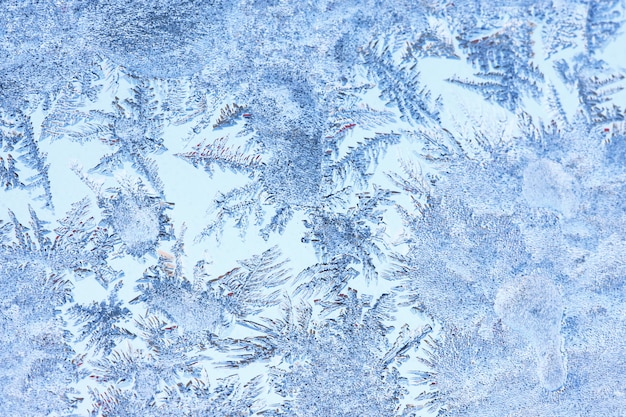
[1, 1, 626, 416]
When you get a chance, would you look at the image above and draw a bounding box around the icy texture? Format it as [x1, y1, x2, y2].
[495, 274, 567, 391]
[2, 1, 626, 416]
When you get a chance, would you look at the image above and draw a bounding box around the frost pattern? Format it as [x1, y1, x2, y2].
[2, 1, 626, 416]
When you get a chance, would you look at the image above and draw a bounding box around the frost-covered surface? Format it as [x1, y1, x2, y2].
[2, 1, 626, 416]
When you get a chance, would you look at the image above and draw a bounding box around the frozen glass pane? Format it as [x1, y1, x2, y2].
[1, 1, 626, 416]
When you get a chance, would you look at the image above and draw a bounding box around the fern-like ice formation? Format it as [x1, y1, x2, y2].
[2, 1, 626, 416]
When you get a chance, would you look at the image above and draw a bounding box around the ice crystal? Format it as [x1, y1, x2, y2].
[228, 292, 431, 416]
